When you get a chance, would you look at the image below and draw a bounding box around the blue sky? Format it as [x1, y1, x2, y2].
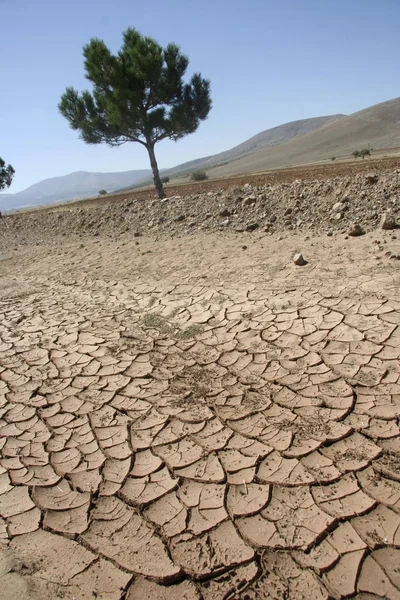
[1, 0, 399, 192]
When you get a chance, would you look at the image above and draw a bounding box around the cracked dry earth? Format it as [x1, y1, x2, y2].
[1, 230, 400, 599]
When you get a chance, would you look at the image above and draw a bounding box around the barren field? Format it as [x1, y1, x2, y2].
[1, 162, 400, 599]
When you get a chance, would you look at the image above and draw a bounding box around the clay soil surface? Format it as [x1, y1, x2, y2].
[1, 165, 400, 599]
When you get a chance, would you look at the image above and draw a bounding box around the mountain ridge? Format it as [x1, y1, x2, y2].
[0, 169, 152, 211]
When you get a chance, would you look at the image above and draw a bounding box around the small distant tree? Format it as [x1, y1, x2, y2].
[360, 149, 371, 159]
[99, 189, 108, 195]
[191, 170, 208, 181]
[0, 157, 15, 191]
[59, 28, 212, 199]
[161, 176, 170, 184]
[331, 157, 336, 161]
[352, 150, 361, 159]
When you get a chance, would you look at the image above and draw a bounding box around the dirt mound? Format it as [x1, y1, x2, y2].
[1, 168, 399, 248]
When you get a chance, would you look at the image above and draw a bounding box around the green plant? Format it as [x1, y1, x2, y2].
[352, 150, 361, 159]
[0, 157, 15, 191]
[176, 324, 204, 339]
[191, 170, 208, 181]
[360, 149, 371, 159]
[331, 157, 336, 161]
[161, 176, 170, 184]
[99, 189, 107, 196]
[59, 28, 212, 199]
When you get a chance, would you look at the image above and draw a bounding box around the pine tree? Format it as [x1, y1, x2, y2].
[0, 157, 15, 191]
[59, 28, 212, 199]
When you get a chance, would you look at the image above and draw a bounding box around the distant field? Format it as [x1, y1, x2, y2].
[15, 151, 400, 215]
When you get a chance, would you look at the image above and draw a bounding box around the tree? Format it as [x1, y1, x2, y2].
[360, 149, 371, 159]
[161, 176, 170, 184]
[352, 150, 360, 159]
[59, 28, 212, 199]
[0, 157, 15, 191]
[191, 170, 208, 181]
[99, 189, 108, 195]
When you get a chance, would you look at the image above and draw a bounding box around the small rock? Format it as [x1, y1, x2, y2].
[241, 245, 248, 250]
[285, 207, 293, 215]
[269, 215, 277, 223]
[348, 224, 365, 237]
[366, 173, 378, 184]
[243, 196, 256, 206]
[133, 232, 142, 237]
[246, 223, 259, 232]
[335, 213, 343, 220]
[221, 218, 231, 226]
[174, 215, 185, 222]
[327, 231, 333, 237]
[380, 213, 396, 230]
[293, 253, 307, 266]
[332, 202, 344, 212]
[219, 208, 231, 217]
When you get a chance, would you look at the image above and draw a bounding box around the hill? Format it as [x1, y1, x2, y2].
[119, 114, 345, 190]
[0, 169, 151, 211]
[205, 97, 400, 179]
[165, 114, 345, 177]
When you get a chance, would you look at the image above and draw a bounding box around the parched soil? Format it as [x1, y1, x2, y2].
[1, 163, 400, 599]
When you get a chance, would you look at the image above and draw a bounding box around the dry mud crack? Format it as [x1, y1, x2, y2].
[0, 229, 400, 599]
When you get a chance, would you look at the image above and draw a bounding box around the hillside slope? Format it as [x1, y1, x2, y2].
[206, 97, 400, 178]
[0, 169, 151, 211]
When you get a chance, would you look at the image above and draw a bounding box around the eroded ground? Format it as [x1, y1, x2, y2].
[0, 229, 400, 599]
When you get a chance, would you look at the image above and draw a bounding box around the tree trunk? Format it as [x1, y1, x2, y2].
[146, 142, 165, 199]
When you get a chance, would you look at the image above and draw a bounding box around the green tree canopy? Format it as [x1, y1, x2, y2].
[0, 157, 15, 191]
[59, 28, 212, 198]
[360, 149, 371, 159]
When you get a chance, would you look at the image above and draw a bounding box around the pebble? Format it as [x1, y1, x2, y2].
[293, 253, 307, 266]
[348, 224, 365, 237]
[246, 223, 259, 232]
[380, 213, 396, 230]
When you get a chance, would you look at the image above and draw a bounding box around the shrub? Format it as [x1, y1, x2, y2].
[331, 157, 336, 161]
[161, 176, 170, 184]
[191, 170, 208, 181]
[352, 150, 361, 159]
[99, 189, 107, 195]
[360, 149, 371, 159]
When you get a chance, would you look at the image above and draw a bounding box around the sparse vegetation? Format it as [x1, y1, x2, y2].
[142, 312, 173, 334]
[99, 189, 107, 196]
[176, 324, 204, 339]
[141, 312, 204, 339]
[58, 28, 212, 200]
[331, 157, 336, 161]
[353, 149, 371, 160]
[0, 157, 15, 191]
[360, 149, 371, 159]
[191, 170, 208, 181]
